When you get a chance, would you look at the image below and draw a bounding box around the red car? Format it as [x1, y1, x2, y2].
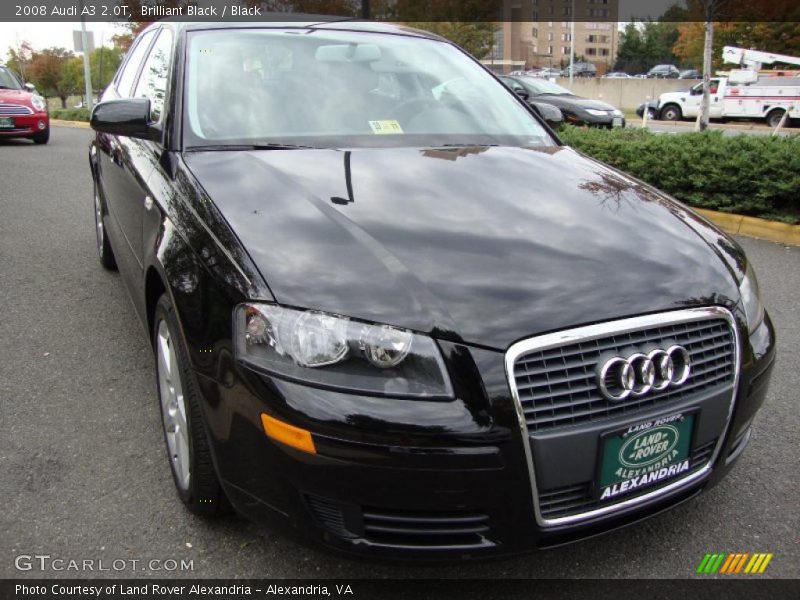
[0, 65, 50, 144]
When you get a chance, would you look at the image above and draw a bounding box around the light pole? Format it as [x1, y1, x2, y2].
[79, 0, 93, 111]
[569, 0, 575, 86]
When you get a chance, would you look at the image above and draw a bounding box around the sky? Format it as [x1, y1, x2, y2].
[0, 22, 121, 57]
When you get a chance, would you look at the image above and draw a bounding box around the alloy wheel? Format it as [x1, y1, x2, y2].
[156, 319, 191, 491]
[94, 191, 104, 258]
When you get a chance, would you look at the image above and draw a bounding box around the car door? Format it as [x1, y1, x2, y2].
[97, 28, 158, 277]
[684, 82, 703, 117]
[124, 27, 176, 310]
[708, 79, 723, 118]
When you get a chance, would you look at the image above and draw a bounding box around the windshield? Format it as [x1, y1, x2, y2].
[184, 29, 553, 149]
[518, 77, 573, 96]
[0, 67, 23, 90]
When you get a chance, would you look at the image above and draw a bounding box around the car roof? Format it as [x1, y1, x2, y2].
[148, 18, 442, 41]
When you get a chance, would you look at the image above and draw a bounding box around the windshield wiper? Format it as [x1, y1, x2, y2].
[185, 143, 322, 152]
[0, 85, 14, 90]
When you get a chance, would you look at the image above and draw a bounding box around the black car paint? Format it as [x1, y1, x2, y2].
[90, 21, 776, 560]
[184, 146, 743, 351]
[501, 75, 623, 128]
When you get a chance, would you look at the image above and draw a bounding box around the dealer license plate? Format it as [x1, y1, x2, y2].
[597, 412, 694, 501]
[0, 117, 14, 129]
[612, 117, 623, 128]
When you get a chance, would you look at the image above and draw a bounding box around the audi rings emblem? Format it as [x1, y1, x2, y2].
[596, 345, 691, 402]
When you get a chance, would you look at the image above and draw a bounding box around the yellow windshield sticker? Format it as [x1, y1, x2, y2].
[369, 120, 404, 135]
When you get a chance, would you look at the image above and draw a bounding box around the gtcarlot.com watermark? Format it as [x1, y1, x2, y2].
[14, 554, 194, 573]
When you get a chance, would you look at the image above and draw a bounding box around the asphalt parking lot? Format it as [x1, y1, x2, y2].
[1, 126, 798, 580]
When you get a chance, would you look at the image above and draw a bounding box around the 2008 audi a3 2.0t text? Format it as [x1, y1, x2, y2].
[88, 20, 775, 560]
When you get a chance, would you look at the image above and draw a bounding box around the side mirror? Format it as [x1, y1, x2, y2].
[690, 87, 701, 96]
[514, 89, 530, 101]
[23, 82, 36, 92]
[90, 98, 156, 140]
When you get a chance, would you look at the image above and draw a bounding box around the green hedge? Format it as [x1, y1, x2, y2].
[559, 126, 800, 224]
[50, 108, 90, 122]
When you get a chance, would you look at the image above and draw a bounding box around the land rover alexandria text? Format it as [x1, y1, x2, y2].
[87, 20, 776, 559]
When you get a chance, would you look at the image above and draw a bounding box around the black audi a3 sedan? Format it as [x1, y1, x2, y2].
[89, 21, 775, 560]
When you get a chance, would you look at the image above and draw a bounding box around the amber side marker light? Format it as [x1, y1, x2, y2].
[260, 413, 316, 454]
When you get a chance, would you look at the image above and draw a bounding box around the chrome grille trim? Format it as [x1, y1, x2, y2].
[0, 104, 34, 116]
[538, 438, 718, 519]
[505, 307, 740, 527]
[514, 319, 734, 431]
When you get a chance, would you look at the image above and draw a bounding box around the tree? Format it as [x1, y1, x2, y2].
[390, 0, 497, 22]
[614, 21, 681, 74]
[60, 57, 85, 102]
[260, 0, 360, 13]
[26, 48, 75, 108]
[405, 22, 498, 59]
[6, 41, 33, 81]
[614, 23, 645, 73]
[642, 21, 681, 65]
[90, 47, 122, 92]
[674, 22, 800, 72]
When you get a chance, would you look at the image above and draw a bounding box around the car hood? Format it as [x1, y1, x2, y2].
[184, 145, 741, 350]
[0, 89, 33, 107]
[532, 95, 617, 112]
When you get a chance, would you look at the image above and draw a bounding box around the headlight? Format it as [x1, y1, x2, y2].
[234, 304, 453, 398]
[585, 109, 609, 116]
[612, 109, 623, 117]
[739, 262, 765, 333]
[31, 95, 46, 112]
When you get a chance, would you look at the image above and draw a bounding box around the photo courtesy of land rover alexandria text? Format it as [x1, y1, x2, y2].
[88, 20, 776, 559]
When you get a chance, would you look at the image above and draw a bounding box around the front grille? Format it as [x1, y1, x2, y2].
[539, 438, 718, 519]
[306, 495, 355, 539]
[0, 104, 33, 116]
[513, 317, 735, 432]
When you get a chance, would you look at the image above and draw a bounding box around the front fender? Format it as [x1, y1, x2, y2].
[141, 153, 273, 380]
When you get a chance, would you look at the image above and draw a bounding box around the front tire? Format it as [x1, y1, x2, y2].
[660, 104, 682, 121]
[94, 186, 117, 270]
[32, 128, 49, 144]
[766, 109, 786, 129]
[153, 294, 227, 517]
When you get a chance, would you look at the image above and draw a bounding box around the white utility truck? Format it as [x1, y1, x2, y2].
[657, 46, 800, 127]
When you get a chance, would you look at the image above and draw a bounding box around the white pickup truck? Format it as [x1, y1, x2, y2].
[657, 75, 800, 127]
[657, 46, 800, 127]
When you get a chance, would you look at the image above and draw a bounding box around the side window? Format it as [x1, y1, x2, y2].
[133, 29, 174, 123]
[117, 29, 157, 97]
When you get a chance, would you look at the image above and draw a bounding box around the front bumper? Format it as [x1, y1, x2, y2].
[195, 309, 775, 560]
[567, 112, 625, 128]
[0, 112, 49, 138]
